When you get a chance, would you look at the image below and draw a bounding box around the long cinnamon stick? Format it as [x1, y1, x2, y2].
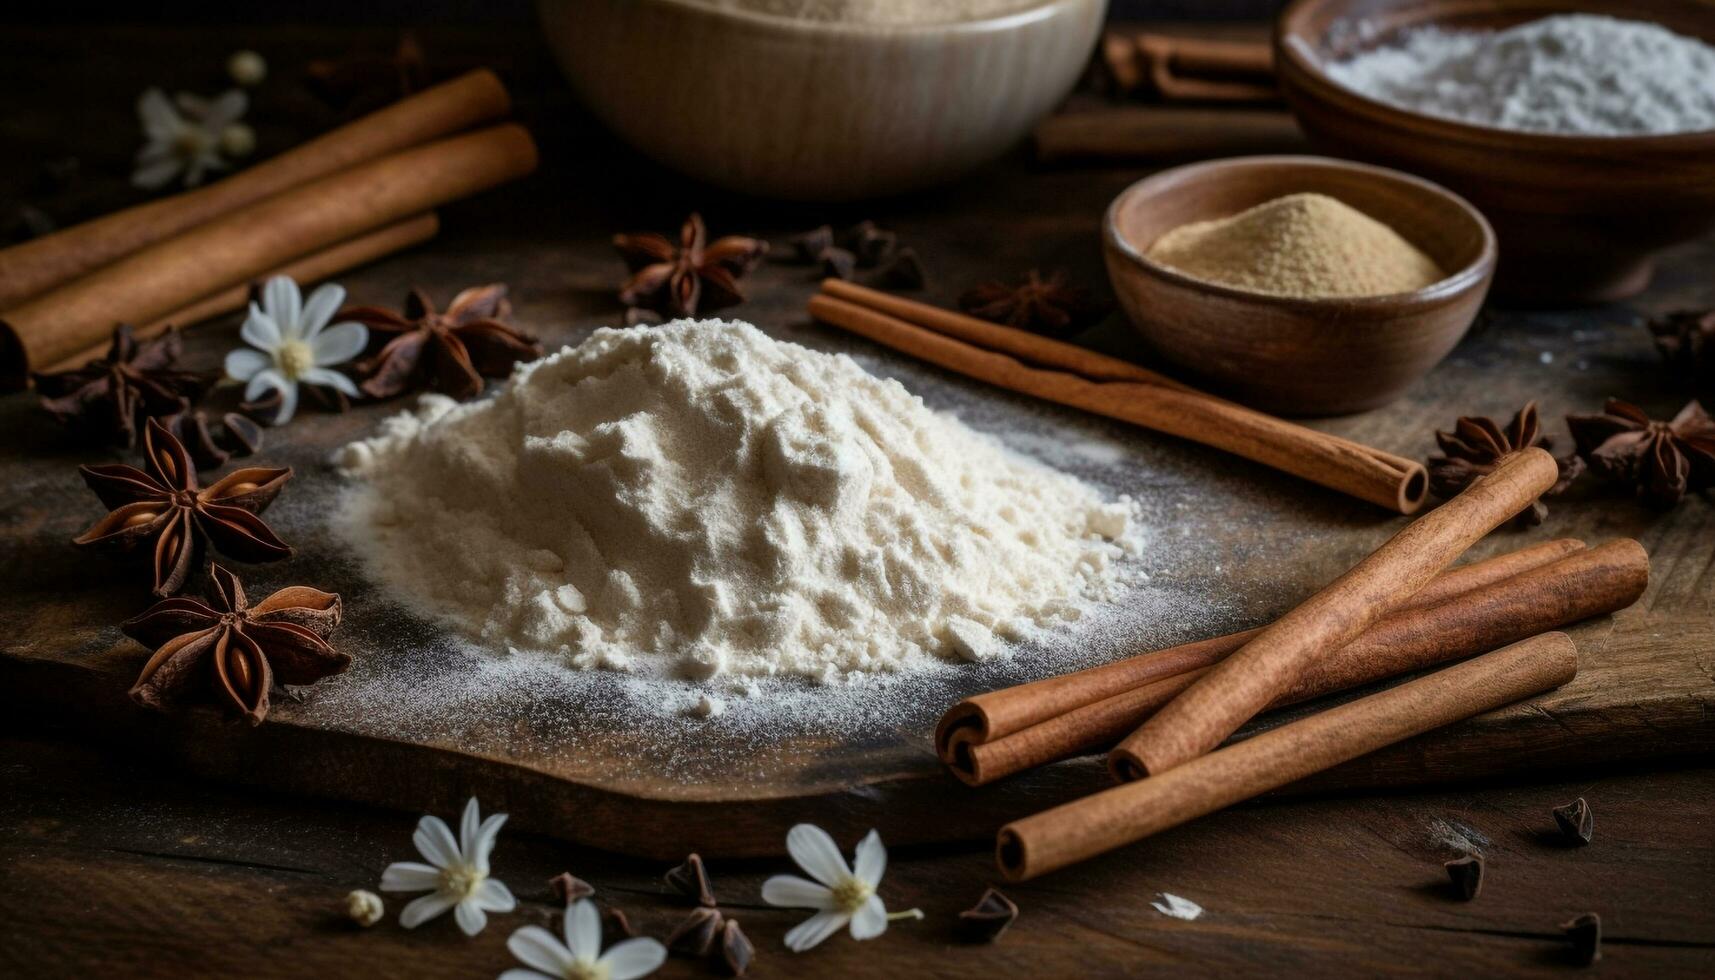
[0, 70, 507, 312]
[953, 539, 1644, 785]
[808, 290, 1428, 513]
[1114, 447, 1561, 780]
[996, 633, 1578, 880]
[43, 213, 440, 373]
[934, 538, 1584, 763]
[2, 124, 536, 388]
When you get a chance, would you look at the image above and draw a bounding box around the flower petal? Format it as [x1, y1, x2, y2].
[499, 971, 556, 980]
[309, 321, 368, 365]
[853, 829, 886, 886]
[761, 875, 835, 910]
[785, 824, 850, 888]
[470, 812, 508, 873]
[206, 89, 248, 128]
[564, 899, 602, 962]
[263, 276, 303, 338]
[399, 891, 455, 929]
[300, 366, 359, 398]
[412, 814, 460, 868]
[453, 899, 487, 936]
[508, 924, 576, 975]
[266, 379, 300, 425]
[132, 156, 183, 189]
[240, 304, 282, 350]
[458, 797, 481, 856]
[299, 282, 346, 339]
[849, 894, 887, 940]
[224, 347, 269, 382]
[475, 876, 515, 913]
[380, 861, 442, 893]
[601, 937, 668, 980]
[783, 910, 849, 953]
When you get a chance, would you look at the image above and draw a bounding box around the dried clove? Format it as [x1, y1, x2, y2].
[1552, 798, 1594, 846]
[820, 246, 857, 281]
[548, 871, 595, 903]
[603, 906, 639, 939]
[1443, 855, 1483, 901]
[718, 918, 754, 976]
[666, 906, 724, 957]
[841, 220, 897, 268]
[957, 887, 1019, 943]
[665, 852, 717, 907]
[788, 225, 835, 264]
[1561, 912, 1601, 965]
[879, 247, 927, 290]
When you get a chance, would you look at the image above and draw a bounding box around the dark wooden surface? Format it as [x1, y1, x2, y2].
[2, 16, 1713, 977]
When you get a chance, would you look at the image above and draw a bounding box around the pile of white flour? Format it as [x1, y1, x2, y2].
[1324, 14, 1715, 135]
[335, 319, 1140, 687]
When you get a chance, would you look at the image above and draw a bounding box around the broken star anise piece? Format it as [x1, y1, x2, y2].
[1648, 308, 1715, 403]
[1566, 398, 1715, 509]
[958, 269, 1109, 336]
[343, 283, 543, 401]
[1427, 401, 1583, 527]
[74, 417, 293, 597]
[32, 325, 213, 448]
[122, 562, 347, 725]
[613, 213, 769, 318]
[160, 400, 264, 471]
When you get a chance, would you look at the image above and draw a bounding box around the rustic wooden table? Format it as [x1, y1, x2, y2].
[1, 18, 1711, 978]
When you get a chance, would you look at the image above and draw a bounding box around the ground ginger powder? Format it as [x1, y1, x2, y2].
[1146, 192, 1445, 299]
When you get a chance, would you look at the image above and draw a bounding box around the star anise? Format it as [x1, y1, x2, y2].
[160, 400, 264, 471]
[1566, 398, 1715, 509]
[1649, 309, 1715, 404]
[122, 563, 347, 725]
[1427, 401, 1582, 526]
[613, 213, 769, 318]
[32, 325, 213, 448]
[958, 269, 1108, 336]
[74, 417, 293, 597]
[343, 283, 543, 401]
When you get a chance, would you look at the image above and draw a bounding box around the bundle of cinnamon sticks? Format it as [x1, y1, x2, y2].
[0, 69, 538, 386]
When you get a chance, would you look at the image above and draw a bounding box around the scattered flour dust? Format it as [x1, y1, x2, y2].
[334, 319, 1143, 694]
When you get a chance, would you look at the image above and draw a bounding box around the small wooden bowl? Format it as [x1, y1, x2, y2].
[1102, 155, 1495, 417]
[1275, 0, 1715, 304]
[537, 0, 1106, 201]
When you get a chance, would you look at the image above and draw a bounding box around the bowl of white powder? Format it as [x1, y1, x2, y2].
[1274, 0, 1715, 304]
[536, 0, 1106, 200]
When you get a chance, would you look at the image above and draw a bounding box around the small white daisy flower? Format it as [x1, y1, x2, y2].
[132, 88, 249, 189]
[503, 899, 667, 980]
[225, 275, 368, 424]
[380, 797, 517, 936]
[761, 824, 922, 952]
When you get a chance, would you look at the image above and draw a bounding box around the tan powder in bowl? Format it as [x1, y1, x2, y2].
[1146, 192, 1446, 299]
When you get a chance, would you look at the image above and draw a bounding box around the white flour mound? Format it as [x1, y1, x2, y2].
[335, 319, 1140, 686]
[1324, 14, 1715, 136]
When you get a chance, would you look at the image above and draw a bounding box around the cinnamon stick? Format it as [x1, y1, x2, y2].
[0, 70, 508, 312]
[2, 124, 536, 388]
[934, 538, 1584, 764]
[808, 290, 1428, 513]
[1114, 448, 1562, 780]
[43, 213, 440, 373]
[952, 539, 1644, 786]
[996, 633, 1578, 880]
[1134, 34, 1277, 103]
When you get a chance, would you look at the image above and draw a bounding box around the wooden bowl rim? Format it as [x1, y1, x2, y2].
[569, 0, 1102, 38]
[1274, 0, 1715, 151]
[1103, 154, 1497, 312]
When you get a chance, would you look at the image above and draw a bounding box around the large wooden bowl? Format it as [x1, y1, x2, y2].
[1103, 155, 1495, 416]
[537, 0, 1106, 201]
[1275, 0, 1715, 304]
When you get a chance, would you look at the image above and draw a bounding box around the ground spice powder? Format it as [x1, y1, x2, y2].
[1146, 192, 1445, 299]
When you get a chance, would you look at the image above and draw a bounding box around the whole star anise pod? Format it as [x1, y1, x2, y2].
[32, 325, 213, 448]
[74, 417, 293, 597]
[958, 269, 1109, 336]
[343, 283, 543, 401]
[123, 563, 347, 725]
[1649, 309, 1715, 404]
[1566, 398, 1715, 509]
[613, 213, 769, 318]
[1427, 401, 1583, 527]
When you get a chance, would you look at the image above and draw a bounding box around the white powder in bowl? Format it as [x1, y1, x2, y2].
[1323, 14, 1715, 136]
[693, 0, 1045, 27]
[334, 319, 1140, 687]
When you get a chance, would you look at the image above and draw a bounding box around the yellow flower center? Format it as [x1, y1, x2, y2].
[277, 339, 314, 379]
[440, 865, 485, 900]
[173, 127, 211, 160]
[564, 960, 609, 980]
[830, 876, 874, 914]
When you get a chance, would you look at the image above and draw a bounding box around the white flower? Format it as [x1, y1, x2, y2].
[503, 899, 666, 980]
[380, 797, 517, 936]
[761, 824, 922, 952]
[132, 88, 249, 189]
[225, 275, 368, 424]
